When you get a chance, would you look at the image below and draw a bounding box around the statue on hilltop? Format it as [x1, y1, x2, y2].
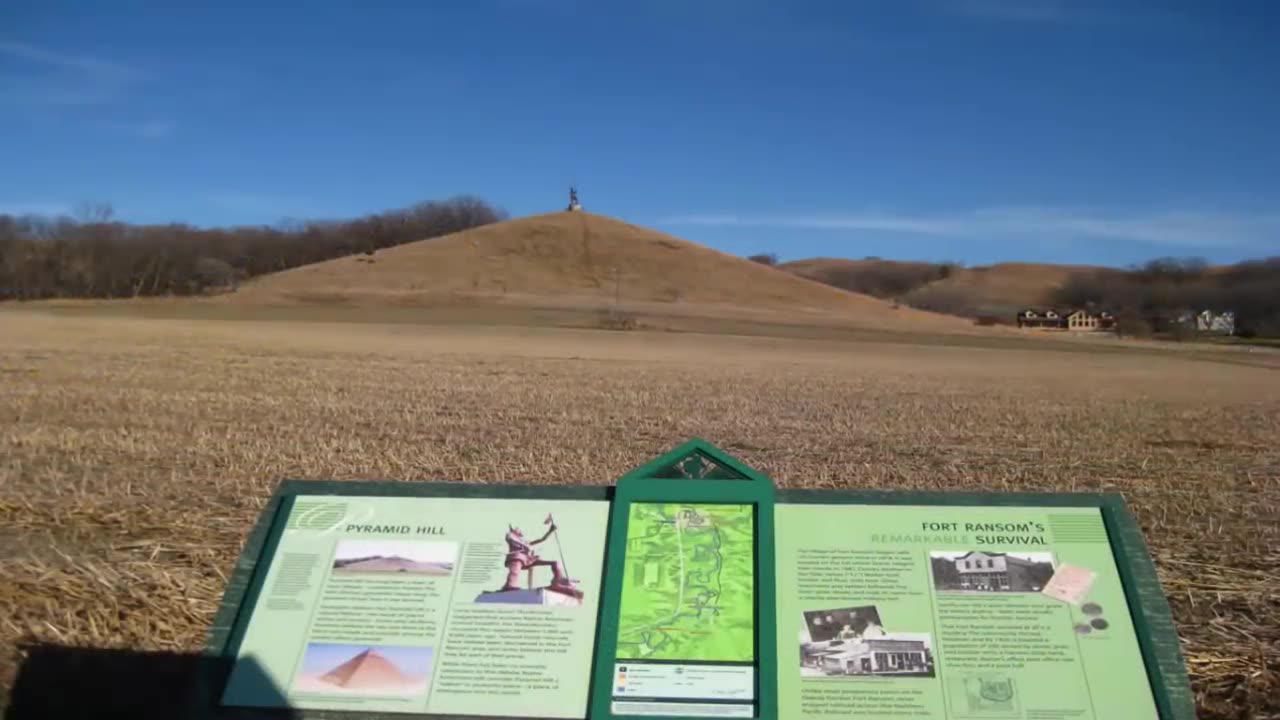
[567, 186, 582, 212]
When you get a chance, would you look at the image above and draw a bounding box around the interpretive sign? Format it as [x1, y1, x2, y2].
[590, 443, 777, 720]
[200, 440, 1195, 720]
[775, 503, 1160, 719]
[219, 493, 609, 717]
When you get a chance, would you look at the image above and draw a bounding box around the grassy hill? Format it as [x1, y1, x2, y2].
[781, 258, 957, 299]
[228, 211, 975, 332]
[782, 258, 1114, 321]
[903, 263, 1120, 319]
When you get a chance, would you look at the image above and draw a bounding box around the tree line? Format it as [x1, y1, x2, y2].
[1052, 257, 1280, 338]
[0, 196, 506, 300]
[771, 253, 1279, 338]
[807, 258, 961, 299]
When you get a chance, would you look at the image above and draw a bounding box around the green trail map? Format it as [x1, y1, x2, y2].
[616, 503, 754, 662]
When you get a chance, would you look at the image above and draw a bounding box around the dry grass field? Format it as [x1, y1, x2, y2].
[1, 308, 1278, 718]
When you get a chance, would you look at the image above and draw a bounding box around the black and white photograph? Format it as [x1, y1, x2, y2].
[930, 550, 1055, 593]
[799, 605, 936, 678]
[331, 540, 457, 576]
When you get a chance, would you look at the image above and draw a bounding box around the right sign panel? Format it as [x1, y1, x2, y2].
[775, 504, 1159, 720]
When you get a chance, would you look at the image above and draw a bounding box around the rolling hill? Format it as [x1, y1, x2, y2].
[781, 258, 955, 299]
[907, 262, 1116, 316]
[228, 212, 976, 332]
[782, 258, 1114, 320]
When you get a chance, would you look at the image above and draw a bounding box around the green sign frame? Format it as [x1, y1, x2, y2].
[588, 439, 779, 720]
[195, 438, 1195, 720]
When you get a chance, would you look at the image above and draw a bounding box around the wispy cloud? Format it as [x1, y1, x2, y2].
[0, 201, 72, 217]
[0, 41, 134, 78]
[950, 0, 1071, 22]
[99, 118, 176, 140]
[0, 40, 140, 107]
[943, 0, 1180, 27]
[135, 119, 174, 139]
[199, 191, 320, 220]
[657, 207, 1280, 251]
[201, 191, 284, 213]
[663, 213, 960, 235]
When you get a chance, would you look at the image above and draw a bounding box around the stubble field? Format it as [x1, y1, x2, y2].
[0, 308, 1277, 718]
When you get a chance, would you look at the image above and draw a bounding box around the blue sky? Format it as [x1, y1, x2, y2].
[2, 0, 1277, 266]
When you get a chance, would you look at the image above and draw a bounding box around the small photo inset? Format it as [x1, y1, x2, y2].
[799, 605, 935, 678]
[331, 540, 457, 576]
[802, 605, 884, 645]
[930, 550, 1055, 593]
[947, 672, 1020, 717]
[293, 644, 433, 695]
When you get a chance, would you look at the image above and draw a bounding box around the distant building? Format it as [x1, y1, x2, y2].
[1164, 310, 1236, 336]
[953, 551, 1048, 591]
[1017, 308, 1115, 332]
[1066, 310, 1116, 332]
[1196, 310, 1235, 335]
[1016, 309, 1063, 329]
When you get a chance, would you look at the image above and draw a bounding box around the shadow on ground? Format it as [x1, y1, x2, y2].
[5, 644, 296, 720]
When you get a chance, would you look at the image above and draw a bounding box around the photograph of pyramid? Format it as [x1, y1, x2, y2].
[331, 540, 457, 576]
[292, 644, 434, 695]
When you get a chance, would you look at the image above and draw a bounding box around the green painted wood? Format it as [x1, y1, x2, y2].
[625, 438, 758, 481]
[1099, 498, 1197, 720]
[589, 439, 778, 720]
[193, 491, 292, 718]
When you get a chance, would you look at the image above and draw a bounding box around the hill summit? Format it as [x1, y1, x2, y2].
[232, 211, 971, 330]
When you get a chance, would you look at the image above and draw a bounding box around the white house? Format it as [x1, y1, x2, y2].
[818, 637, 932, 675]
[953, 551, 1043, 591]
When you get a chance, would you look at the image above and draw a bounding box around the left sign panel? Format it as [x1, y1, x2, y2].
[221, 495, 611, 718]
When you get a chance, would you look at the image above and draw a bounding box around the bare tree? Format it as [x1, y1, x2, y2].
[194, 257, 237, 290]
[0, 195, 506, 301]
[73, 201, 114, 223]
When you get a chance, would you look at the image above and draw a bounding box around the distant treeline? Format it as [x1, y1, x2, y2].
[779, 258, 967, 312]
[804, 258, 962, 299]
[0, 196, 506, 300]
[1052, 257, 1280, 338]
[788, 255, 1280, 338]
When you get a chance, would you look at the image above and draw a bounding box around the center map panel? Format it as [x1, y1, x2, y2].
[611, 503, 757, 718]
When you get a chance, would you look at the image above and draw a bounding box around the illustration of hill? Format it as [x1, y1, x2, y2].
[225, 211, 974, 332]
[293, 645, 433, 695]
[321, 649, 411, 688]
[331, 555, 454, 575]
[330, 540, 457, 576]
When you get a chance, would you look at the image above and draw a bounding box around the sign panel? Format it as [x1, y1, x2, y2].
[202, 439, 1195, 720]
[220, 495, 609, 717]
[590, 442, 779, 720]
[612, 503, 757, 717]
[774, 504, 1159, 719]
